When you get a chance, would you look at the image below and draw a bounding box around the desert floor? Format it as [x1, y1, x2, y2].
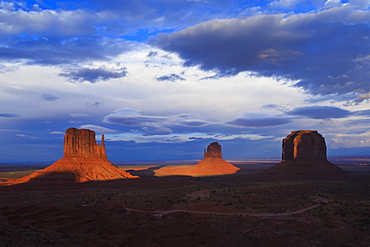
[0, 160, 369, 246]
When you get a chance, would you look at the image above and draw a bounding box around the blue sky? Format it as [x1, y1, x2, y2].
[1, 0, 370, 162]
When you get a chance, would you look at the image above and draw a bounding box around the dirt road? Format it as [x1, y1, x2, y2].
[124, 203, 322, 218]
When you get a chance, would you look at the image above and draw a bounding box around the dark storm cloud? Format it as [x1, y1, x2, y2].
[156, 74, 185, 82]
[287, 106, 352, 119]
[0, 113, 19, 117]
[155, 6, 370, 96]
[227, 117, 291, 127]
[59, 66, 127, 83]
[41, 94, 59, 101]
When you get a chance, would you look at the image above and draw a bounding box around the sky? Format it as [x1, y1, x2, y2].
[1, 0, 370, 163]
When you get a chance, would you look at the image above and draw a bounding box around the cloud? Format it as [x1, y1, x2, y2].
[287, 106, 352, 119]
[154, 6, 370, 96]
[345, 91, 370, 105]
[103, 108, 167, 126]
[0, 128, 20, 132]
[329, 130, 370, 148]
[85, 101, 102, 107]
[0, 8, 110, 37]
[156, 73, 185, 82]
[59, 66, 127, 83]
[106, 131, 270, 144]
[70, 113, 90, 118]
[0, 7, 134, 65]
[79, 124, 119, 133]
[15, 133, 37, 139]
[0, 113, 19, 117]
[103, 108, 212, 128]
[0, 36, 132, 65]
[143, 127, 173, 135]
[50, 131, 64, 134]
[177, 120, 210, 127]
[227, 117, 291, 127]
[41, 94, 58, 101]
[352, 109, 370, 116]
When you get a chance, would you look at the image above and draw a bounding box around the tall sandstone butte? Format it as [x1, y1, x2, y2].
[155, 142, 240, 177]
[265, 130, 347, 177]
[64, 127, 107, 158]
[204, 142, 223, 158]
[5, 128, 137, 184]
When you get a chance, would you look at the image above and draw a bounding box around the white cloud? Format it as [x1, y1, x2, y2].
[329, 131, 370, 148]
[269, 0, 305, 9]
[50, 131, 64, 134]
[324, 0, 343, 7]
[79, 124, 119, 133]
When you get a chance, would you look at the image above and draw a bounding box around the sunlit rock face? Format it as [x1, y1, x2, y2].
[204, 142, 222, 158]
[265, 130, 347, 177]
[6, 128, 137, 184]
[155, 142, 240, 177]
[64, 127, 107, 159]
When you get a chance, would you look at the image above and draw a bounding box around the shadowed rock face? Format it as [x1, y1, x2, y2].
[282, 130, 327, 161]
[265, 130, 347, 177]
[155, 142, 240, 177]
[4, 128, 137, 184]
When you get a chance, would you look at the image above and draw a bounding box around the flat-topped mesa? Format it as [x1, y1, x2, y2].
[64, 127, 106, 159]
[282, 130, 327, 161]
[265, 130, 348, 177]
[204, 142, 222, 158]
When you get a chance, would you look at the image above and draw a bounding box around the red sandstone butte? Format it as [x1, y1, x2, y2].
[5, 128, 137, 184]
[265, 130, 347, 176]
[155, 142, 240, 177]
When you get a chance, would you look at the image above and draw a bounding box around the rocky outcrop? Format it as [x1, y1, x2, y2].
[265, 130, 347, 177]
[64, 127, 107, 158]
[155, 142, 240, 177]
[204, 142, 222, 158]
[5, 128, 137, 184]
[282, 130, 327, 161]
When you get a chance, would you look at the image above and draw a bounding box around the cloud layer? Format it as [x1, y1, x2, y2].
[1, 1, 370, 162]
[155, 6, 370, 96]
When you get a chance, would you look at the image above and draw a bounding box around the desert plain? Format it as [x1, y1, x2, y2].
[0, 158, 369, 247]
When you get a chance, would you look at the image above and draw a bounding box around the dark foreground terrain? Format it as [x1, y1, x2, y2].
[0, 162, 369, 247]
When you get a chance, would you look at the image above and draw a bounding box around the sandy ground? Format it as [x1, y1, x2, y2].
[0, 161, 369, 246]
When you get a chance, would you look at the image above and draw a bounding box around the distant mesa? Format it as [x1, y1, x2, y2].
[265, 130, 347, 177]
[4, 127, 137, 184]
[154, 142, 240, 177]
